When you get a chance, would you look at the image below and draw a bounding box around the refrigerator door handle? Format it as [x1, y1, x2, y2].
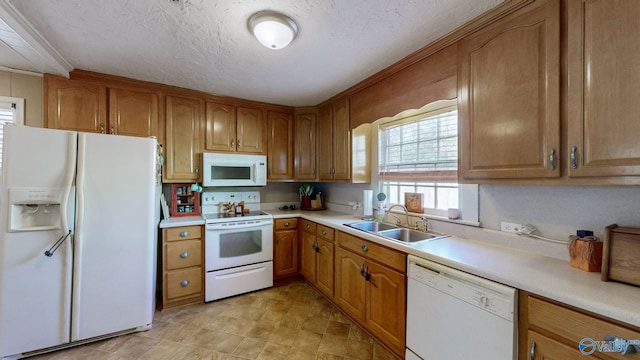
[44, 230, 72, 257]
[60, 132, 78, 234]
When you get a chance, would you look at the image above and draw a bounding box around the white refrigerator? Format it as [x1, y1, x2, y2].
[0, 125, 159, 359]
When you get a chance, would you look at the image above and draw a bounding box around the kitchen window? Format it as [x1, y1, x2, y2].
[376, 99, 478, 222]
[0, 96, 25, 174]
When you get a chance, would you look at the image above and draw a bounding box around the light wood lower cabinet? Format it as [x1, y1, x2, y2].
[273, 218, 298, 279]
[335, 231, 406, 358]
[159, 225, 204, 310]
[520, 293, 640, 360]
[299, 219, 334, 299]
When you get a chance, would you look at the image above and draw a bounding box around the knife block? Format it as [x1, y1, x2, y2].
[568, 238, 603, 272]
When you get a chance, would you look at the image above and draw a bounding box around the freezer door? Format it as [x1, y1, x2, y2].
[71, 133, 157, 341]
[0, 126, 76, 356]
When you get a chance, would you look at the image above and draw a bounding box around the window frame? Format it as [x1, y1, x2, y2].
[0, 96, 26, 175]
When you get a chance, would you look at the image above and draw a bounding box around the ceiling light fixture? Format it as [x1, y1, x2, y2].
[248, 11, 298, 50]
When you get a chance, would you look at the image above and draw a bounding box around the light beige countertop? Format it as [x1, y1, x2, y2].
[157, 207, 639, 329]
[265, 207, 640, 330]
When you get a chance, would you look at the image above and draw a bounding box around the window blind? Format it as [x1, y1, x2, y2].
[379, 108, 457, 181]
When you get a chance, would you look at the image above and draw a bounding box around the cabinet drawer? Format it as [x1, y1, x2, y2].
[166, 240, 202, 270]
[337, 231, 406, 273]
[317, 225, 334, 242]
[528, 296, 640, 360]
[165, 225, 202, 241]
[275, 218, 298, 230]
[166, 267, 202, 300]
[300, 219, 316, 234]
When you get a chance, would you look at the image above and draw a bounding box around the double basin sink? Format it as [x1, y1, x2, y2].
[344, 220, 448, 243]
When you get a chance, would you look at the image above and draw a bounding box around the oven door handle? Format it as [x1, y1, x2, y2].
[206, 221, 273, 231]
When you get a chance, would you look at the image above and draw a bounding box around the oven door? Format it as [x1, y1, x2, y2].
[205, 219, 273, 271]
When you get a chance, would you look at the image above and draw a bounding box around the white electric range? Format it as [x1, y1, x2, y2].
[201, 191, 273, 301]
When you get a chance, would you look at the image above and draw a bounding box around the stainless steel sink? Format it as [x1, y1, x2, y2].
[345, 221, 398, 232]
[344, 221, 448, 243]
[378, 228, 447, 243]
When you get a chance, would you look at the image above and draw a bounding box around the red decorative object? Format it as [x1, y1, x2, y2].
[171, 184, 200, 217]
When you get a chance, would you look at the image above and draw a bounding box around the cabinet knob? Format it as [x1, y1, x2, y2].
[306, 224, 311, 230]
[571, 146, 578, 169]
[180, 280, 190, 287]
[321, 230, 327, 236]
[180, 252, 189, 258]
[284, 222, 290, 227]
[179, 231, 189, 237]
[529, 341, 536, 360]
[361, 245, 368, 253]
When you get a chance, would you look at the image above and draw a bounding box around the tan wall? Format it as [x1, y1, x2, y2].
[0, 70, 43, 127]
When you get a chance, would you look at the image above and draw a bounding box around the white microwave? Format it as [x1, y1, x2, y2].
[202, 153, 267, 187]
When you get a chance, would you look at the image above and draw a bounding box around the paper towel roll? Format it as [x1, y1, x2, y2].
[362, 190, 373, 219]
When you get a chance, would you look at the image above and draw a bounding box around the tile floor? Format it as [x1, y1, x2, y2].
[29, 281, 400, 360]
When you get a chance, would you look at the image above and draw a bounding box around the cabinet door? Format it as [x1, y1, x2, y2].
[458, 0, 560, 179]
[295, 111, 317, 180]
[205, 102, 236, 152]
[527, 330, 585, 360]
[317, 104, 334, 180]
[45, 75, 107, 133]
[236, 107, 264, 154]
[109, 88, 159, 137]
[567, 0, 640, 178]
[274, 229, 298, 278]
[366, 261, 406, 356]
[315, 237, 334, 298]
[267, 111, 294, 180]
[164, 95, 203, 182]
[299, 231, 317, 283]
[334, 247, 366, 322]
[332, 98, 351, 181]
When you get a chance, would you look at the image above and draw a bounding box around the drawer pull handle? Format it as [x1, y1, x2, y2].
[180, 252, 189, 258]
[571, 146, 578, 169]
[284, 222, 290, 227]
[321, 230, 327, 236]
[361, 245, 368, 253]
[549, 148, 556, 170]
[180, 280, 190, 287]
[179, 231, 189, 237]
[530, 341, 536, 360]
[604, 336, 640, 355]
[306, 224, 311, 229]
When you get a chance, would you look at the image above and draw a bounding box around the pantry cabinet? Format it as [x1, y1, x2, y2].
[294, 110, 317, 181]
[299, 220, 334, 298]
[159, 225, 204, 310]
[44, 75, 159, 138]
[267, 111, 294, 181]
[273, 218, 298, 279]
[318, 98, 350, 181]
[164, 94, 204, 182]
[458, 0, 560, 180]
[335, 231, 406, 357]
[519, 293, 640, 360]
[566, 0, 640, 178]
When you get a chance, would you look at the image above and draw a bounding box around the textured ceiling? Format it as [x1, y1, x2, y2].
[1, 0, 503, 106]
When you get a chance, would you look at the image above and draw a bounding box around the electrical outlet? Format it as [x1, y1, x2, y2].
[501, 221, 523, 233]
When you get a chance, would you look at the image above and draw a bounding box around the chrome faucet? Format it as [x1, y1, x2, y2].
[421, 216, 430, 232]
[387, 204, 409, 226]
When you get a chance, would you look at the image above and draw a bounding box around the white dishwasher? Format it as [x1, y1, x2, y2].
[406, 255, 517, 360]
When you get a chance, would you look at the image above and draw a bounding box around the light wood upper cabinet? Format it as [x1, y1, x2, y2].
[236, 106, 265, 154]
[567, 0, 640, 178]
[204, 103, 265, 154]
[109, 88, 159, 137]
[458, 0, 560, 180]
[164, 95, 203, 183]
[45, 75, 159, 138]
[205, 102, 236, 152]
[318, 98, 351, 181]
[267, 111, 294, 181]
[295, 111, 317, 181]
[45, 75, 107, 133]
